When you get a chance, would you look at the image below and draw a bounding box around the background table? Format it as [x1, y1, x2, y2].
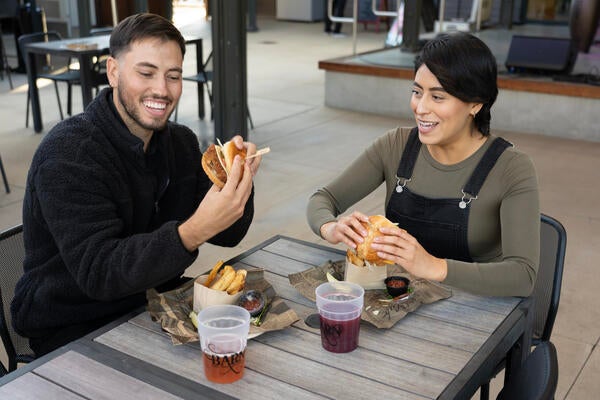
[25, 27, 206, 133]
[0, 235, 533, 399]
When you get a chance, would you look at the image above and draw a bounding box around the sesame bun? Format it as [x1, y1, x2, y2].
[354, 215, 397, 265]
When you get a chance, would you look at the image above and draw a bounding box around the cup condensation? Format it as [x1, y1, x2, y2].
[197, 305, 250, 383]
[315, 282, 364, 353]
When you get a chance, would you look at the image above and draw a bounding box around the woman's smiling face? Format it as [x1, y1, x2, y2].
[410, 64, 482, 148]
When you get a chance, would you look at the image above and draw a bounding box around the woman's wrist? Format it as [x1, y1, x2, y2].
[319, 221, 336, 241]
[434, 258, 448, 282]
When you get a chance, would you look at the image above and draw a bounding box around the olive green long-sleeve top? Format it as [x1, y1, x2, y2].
[307, 127, 540, 297]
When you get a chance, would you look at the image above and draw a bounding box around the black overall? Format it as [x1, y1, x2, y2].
[385, 128, 512, 262]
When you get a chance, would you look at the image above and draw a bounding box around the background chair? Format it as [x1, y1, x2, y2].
[90, 26, 113, 89]
[0, 152, 9, 193]
[18, 31, 80, 126]
[175, 51, 254, 129]
[481, 213, 567, 399]
[496, 341, 559, 400]
[89, 26, 113, 36]
[0, 22, 14, 89]
[0, 225, 34, 376]
[88, 27, 112, 94]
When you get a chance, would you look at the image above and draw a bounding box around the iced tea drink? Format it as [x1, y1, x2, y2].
[197, 305, 250, 384]
[202, 336, 246, 383]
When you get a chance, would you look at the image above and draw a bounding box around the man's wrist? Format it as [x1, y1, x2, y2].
[178, 219, 211, 252]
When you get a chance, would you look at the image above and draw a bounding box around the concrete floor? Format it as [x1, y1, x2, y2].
[1, 16, 599, 399]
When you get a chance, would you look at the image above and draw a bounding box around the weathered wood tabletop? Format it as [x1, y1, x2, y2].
[0, 235, 532, 400]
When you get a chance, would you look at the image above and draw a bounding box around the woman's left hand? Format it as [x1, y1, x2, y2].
[371, 226, 448, 282]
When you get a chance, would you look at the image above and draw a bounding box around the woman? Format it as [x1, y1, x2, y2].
[307, 32, 539, 297]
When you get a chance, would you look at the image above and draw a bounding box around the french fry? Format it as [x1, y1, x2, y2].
[210, 265, 235, 291]
[346, 249, 365, 267]
[204, 260, 224, 287]
[226, 269, 247, 295]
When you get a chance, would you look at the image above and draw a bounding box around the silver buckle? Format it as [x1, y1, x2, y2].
[395, 176, 411, 193]
[459, 190, 478, 209]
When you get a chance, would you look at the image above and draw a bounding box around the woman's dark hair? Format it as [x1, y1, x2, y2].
[110, 13, 186, 59]
[414, 32, 498, 136]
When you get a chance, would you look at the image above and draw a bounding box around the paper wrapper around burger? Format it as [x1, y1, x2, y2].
[344, 258, 388, 290]
[193, 275, 243, 313]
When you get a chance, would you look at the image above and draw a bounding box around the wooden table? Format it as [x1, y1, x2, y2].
[0, 235, 533, 399]
[25, 26, 207, 133]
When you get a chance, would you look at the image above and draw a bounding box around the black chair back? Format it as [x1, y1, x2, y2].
[88, 27, 112, 87]
[0, 224, 34, 376]
[480, 213, 567, 400]
[496, 341, 558, 400]
[532, 214, 567, 343]
[89, 27, 113, 36]
[17, 31, 72, 75]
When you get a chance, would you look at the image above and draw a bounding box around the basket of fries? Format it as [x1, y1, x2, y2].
[193, 261, 247, 312]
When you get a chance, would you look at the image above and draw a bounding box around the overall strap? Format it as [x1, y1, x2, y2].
[396, 127, 422, 179]
[463, 137, 513, 198]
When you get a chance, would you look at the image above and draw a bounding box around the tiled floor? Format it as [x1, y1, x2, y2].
[1, 16, 599, 399]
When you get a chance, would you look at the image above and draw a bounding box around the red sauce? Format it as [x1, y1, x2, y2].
[241, 298, 261, 312]
[387, 279, 407, 288]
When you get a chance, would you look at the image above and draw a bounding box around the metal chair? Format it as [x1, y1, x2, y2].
[0, 225, 35, 376]
[88, 27, 112, 94]
[496, 341, 558, 400]
[0, 153, 9, 193]
[0, 22, 14, 89]
[89, 26, 113, 36]
[481, 213, 567, 399]
[175, 51, 254, 129]
[18, 31, 81, 126]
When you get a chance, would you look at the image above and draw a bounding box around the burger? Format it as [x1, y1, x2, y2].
[348, 215, 397, 266]
[201, 140, 247, 188]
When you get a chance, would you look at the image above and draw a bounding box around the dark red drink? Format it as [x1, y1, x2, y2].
[319, 304, 361, 353]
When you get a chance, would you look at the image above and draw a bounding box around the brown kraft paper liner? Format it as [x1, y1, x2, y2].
[288, 259, 452, 329]
[147, 268, 299, 345]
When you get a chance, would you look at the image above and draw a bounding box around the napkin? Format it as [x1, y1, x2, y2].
[147, 268, 299, 345]
[288, 259, 452, 329]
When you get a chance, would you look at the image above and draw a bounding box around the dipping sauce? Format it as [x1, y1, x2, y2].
[240, 298, 261, 312]
[384, 276, 410, 297]
[387, 279, 406, 288]
[237, 290, 265, 317]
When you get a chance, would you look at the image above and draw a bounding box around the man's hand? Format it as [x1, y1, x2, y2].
[178, 139, 257, 251]
[231, 135, 262, 177]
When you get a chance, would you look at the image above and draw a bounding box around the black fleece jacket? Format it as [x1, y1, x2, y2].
[12, 88, 254, 342]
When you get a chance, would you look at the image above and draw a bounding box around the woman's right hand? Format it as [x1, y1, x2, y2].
[320, 211, 370, 249]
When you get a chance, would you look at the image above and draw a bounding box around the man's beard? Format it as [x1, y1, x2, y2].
[117, 84, 173, 132]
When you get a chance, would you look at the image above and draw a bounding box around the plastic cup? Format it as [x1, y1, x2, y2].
[315, 281, 364, 353]
[196, 305, 250, 383]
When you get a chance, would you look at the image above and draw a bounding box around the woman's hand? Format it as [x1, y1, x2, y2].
[231, 135, 261, 177]
[320, 211, 370, 249]
[371, 226, 448, 282]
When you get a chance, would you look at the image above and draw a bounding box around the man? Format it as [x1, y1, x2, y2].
[11, 13, 261, 357]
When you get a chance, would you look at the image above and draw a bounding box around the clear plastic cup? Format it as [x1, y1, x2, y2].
[315, 281, 365, 353]
[196, 305, 250, 383]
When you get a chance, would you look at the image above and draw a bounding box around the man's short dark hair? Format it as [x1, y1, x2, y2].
[110, 13, 186, 59]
